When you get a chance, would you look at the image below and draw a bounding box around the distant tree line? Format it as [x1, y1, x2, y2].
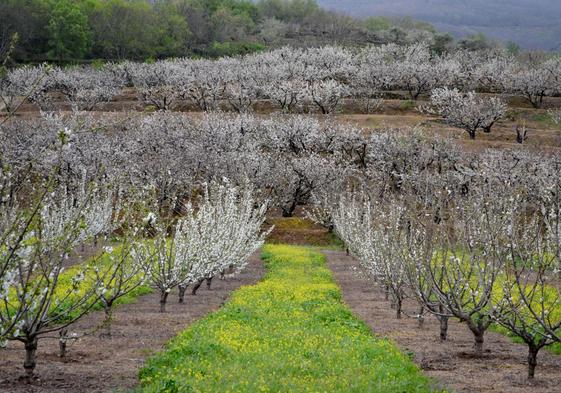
[0, 0, 501, 64]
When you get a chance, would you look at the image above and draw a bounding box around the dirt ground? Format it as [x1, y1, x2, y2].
[6, 93, 561, 152]
[0, 254, 264, 393]
[324, 249, 561, 393]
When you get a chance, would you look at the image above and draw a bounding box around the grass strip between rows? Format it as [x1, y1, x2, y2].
[137, 244, 438, 393]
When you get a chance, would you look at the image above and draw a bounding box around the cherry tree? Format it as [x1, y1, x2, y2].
[493, 208, 561, 380]
[266, 79, 307, 113]
[355, 46, 392, 107]
[507, 60, 559, 108]
[181, 181, 271, 295]
[388, 43, 453, 100]
[307, 79, 348, 114]
[473, 51, 516, 93]
[430, 87, 507, 139]
[0, 64, 51, 120]
[133, 180, 270, 311]
[187, 60, 226, 111]
[333, 193, 417, 320]
[223, 60, 262, 113]
[0, 180, 114, 377]
[423, 183, 508, 356]
[52, 66, 123, 112]
[129, 61, 183, 111]
[132, 212, 193, 313]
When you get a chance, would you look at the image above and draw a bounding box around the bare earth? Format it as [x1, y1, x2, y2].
[0, 255, 264, 393]
[324, 249, 561, 393]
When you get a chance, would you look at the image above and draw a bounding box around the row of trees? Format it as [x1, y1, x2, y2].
[1, 111, 349, 218]
[0, 79, 279, 377]
[2, 44, 560, 121]
[4, 106, 561, 224]
[0, 142, 270, 376]
[329, 155, 561, 380]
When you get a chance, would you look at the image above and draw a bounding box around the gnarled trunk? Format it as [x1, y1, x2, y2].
[59, 329, 68, 358]
[23, 335, 39, 377]
[527, 345, 539, 380]
[191, 279, 203, 295]
[473, 330, 485, 356]
[178, 284, 188, 303]
[466, 320, 488, 356]
[102, 305, 113, 337]
[395, 298, 402, 319]
[159, 291, 169, 313]
[438, 315, 449, 341]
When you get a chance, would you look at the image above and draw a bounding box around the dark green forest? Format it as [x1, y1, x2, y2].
[1, 0, 461, 63]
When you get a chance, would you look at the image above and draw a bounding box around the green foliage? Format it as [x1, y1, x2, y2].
[207, 41, 265, 57]
[363, 16, 392, 32]
[458, 32, 496, 51]
[138, 245, 437, 392]
[399, 99, 416, 111]
[47, 0, 92, 61]
[532, 112, 561, 129]
[0, 0, 458, 63]
[506, 41, 521, 56]
[257, 0, 319, 22]
[89, 0, 190, 60]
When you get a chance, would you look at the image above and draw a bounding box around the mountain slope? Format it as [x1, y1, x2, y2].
[318, 0, 561, 50]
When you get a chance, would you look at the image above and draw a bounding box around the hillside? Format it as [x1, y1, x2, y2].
[318, 0, 561, 50]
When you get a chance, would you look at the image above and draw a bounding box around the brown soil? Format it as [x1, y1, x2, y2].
[0, 254, 264, 393]
[323, 249, 561, 393]
[265, 213, 337, 247]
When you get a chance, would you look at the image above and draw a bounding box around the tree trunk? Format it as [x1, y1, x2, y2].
[206, 277, 213, 290]
[191, 279, 203, 295]
[438, 316, 449, 341]
[59, 329, 68, 359]
[23, 336, 39, 377]
[282, 206, 295, 217]
[527, 345, 539, 380]
[473, 330, 485, 356]
[102, 306, 113, 337]
[468, 129, 476, 140]
[178, 284, 187, 303]
[159, 291, 169, 313]
[395, 298, 402, 319]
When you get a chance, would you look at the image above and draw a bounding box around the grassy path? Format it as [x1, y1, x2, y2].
[138, 245, 436, 392]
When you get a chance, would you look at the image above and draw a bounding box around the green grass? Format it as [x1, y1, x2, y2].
[399, 100, 416, 111]
[138, 245, 437, 393]
[491, 325, 561, 355]
[531, 113, 561, 129]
